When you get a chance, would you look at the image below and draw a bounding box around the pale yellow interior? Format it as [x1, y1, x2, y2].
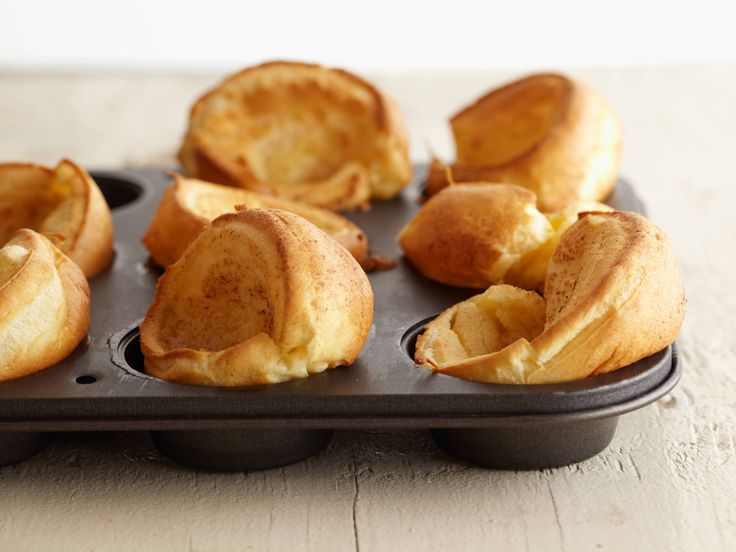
[186, 183, 252, 220]
[184, 179, 346, 237]
[420, 286, 545, 367]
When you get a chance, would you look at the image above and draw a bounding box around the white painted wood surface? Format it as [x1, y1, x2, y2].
[0, 65, 733, 551]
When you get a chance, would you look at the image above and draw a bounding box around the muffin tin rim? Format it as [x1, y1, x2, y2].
[0, 167, 680, 428]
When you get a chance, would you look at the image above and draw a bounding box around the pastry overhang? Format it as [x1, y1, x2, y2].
[140, 208, 374, 387]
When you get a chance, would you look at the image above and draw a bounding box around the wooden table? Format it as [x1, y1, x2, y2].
[0, 65, 733, 551]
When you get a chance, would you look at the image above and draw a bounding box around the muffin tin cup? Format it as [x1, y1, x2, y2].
[151, 429, 334, 471]
[433, 344, 682, 469]
[433, 419, 620, 470]
[0, 167, 680, 471]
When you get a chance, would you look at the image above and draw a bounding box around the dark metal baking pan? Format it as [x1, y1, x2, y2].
[0, 166, 681, 471]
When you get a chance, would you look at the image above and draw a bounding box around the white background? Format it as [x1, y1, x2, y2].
[1, 0, 735, 73]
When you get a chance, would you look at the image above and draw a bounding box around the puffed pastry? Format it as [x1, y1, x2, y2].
[0, 159, 114, 277]
[415, 212, 685, 384]
[398, 183, 611, 290]
[179, 61, 412, 210]
[425, 73, 621, 212]
[143, 174, 369, 267]
[140, 208, 374, 387]
[0, 229, 89, 382]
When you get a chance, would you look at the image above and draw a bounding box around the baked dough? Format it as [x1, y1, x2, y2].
[140, 208, 374, 387]
[0, 159, 114, 277]
[398, 183, 611, 290]
[0, 229, 89, 382]
[415, 211, 685, 384]
[179, 61, 412, 210]
[143, 174, 368, 267]
[425, 73, 621, 212]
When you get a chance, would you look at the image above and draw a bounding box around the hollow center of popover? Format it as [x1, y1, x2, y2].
[211, 78, 378, 185]
[447, 287, 545, 361]
[0, 162, 88, 253]
[417, 286, 545, 369]
[0, 171, 66, 244]
[154, 229, 278, 352]
[452, 75, 568, 166]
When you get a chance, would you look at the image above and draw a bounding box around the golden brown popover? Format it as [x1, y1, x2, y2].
[425, 73, 622, 212]
[143, 174, 368, 267]
[398, 183, 611, 290]
[179, 61, 412, 210]
[0, 229, 89, 382]
[140, 208, 374, 387]
[0, 159, 114, 277]
[415, 211, 685, 384]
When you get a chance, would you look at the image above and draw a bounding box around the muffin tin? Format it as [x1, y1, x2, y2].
[0, 167, 681, 471]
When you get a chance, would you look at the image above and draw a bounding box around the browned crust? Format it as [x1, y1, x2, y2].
[0, 159, 114, 278]
[425, 73, 621, 212]
[0, 162, 54, 174]
[178, 60, 411, 207]
[450, 73, 574, 167]
[0, 229, 89, 382]
[530, 211, 685, 381]
[255, 163, 372, 211]
[140, 208, 374, 387]
[190, 145, 249, 189]
[142, 180, 208, 268]
[0, 163, 56, 244]
[185, 60, 393, 134]
[415, 211, 685, 384]
[58, 159, 115, 277]
[399, 184, 546, 289]
[143, 174, 369, 267]
[360, 254, 397, 272]
[53, 235, 91, 365]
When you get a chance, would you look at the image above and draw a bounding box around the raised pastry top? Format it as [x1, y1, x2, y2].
[140, 208, 374, 387]
[425, 73, 622, 212]
[179, 61, 412, 210]
[398, 183, 612, 290]
[415, 211, 685, 384]
[143, 174, 368, 267]
[0, 229, 89, 382]
[0, 159, 114, 277]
